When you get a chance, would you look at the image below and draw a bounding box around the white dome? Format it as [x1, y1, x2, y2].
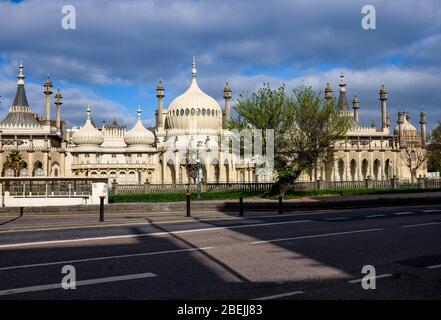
[124, 107, 155, 146]
[72, 107, 104, 146]
[166, 59, 222, 131]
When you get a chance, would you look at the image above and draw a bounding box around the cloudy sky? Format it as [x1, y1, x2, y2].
[0, 0, 440, 132]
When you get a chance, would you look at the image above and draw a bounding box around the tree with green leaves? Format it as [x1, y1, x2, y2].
[5, 150, 22, 177]
[230, 84, 352, 196]
[428, 122, 441, 173]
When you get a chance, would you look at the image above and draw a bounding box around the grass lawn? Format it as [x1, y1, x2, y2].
[109, 186, 440, 203]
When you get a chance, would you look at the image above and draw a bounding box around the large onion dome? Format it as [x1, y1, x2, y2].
[124, 106, 155, 147]
[72, 106, 104, 146]
[166, 58, 222, 131]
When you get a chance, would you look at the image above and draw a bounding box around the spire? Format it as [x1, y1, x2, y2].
[137, 105, 142, 121]
[192, 56, 197, 79]
[12, 62, 30, 108]
[337, 73, 349, 111]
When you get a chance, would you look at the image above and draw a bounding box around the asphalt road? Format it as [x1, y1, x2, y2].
[0, 204, 441, 299]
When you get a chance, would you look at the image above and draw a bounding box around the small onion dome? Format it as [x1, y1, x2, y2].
[324, 82, 333, 99]
[72, 106, 104, 145]
[124, 106, 155, 146]
[44, 76, 52, 87]
[54, 89, 62, 100]
[223, 81, 231, 99]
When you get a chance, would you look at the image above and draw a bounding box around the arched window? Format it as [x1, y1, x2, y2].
[191, 108, 195, 115]
[207, 109, 211, 116]
[119, 172, 126, 184]
[202, 109, 206, 116]
[128, 171, 136, 184]
[180, 109, 184, 116]
[185, 109, 189, 116]
[34, 161, 44, 176]
[196, 108, 201, 116]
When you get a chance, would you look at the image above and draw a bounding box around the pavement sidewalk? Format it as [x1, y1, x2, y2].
[0, 191, 441, 232]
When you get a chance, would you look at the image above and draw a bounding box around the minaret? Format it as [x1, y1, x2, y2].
[352, 95, 359, 122]
[420, 108, 427, 146]
[54, 89, 62, 131]
[43, 75, 53, 125]
[223, 82, 231, 127]
[324, 82, 333, 101]
[156, 80, 165, 128]
[379, 84, 388, 130]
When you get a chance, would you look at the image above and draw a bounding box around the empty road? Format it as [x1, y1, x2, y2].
[1, 204, 441, 299]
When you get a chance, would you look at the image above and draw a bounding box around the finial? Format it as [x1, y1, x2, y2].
[339, 72, 346, 91]
[137, 105, 142, 120]
[86, 105, 91, 120]
[192, 56, 197, 79]
[17, 61, 25, 85]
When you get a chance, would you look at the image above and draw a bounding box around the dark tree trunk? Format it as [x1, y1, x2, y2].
[269, 170, 301, 196]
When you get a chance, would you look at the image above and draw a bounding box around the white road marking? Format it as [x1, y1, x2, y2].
[249, 228, 383, 245]
[0, 272, 157, 296]
[426, 264, 441, 269]
[0, 247, 215, 271]
[393, 212, 414, 215]
[422, 210, 441, 213]
[348, 273, 392, 283]
[401, 222, 441, 228]
[0, 219, 312, 249]
[366, 214, 386, 218]
[252, 291, 304, 300]
[325, 217, 348, 221]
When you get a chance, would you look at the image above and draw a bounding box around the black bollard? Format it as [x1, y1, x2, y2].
[20, 207, 23, 217]
[239, 197, 244, 216]
[278, 196, 283, 214]
[99, 196, 105, 222]
[186, 193, 191, 217]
